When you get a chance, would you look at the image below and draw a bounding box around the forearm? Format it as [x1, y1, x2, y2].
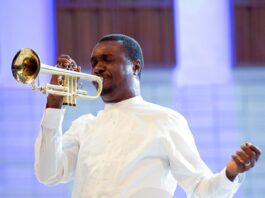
[191, 168, 243, 198]
[34, 126, 64, 185]
[34, 108, 66, 185]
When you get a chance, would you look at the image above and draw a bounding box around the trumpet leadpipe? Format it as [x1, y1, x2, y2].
[11, 48, 103, 106]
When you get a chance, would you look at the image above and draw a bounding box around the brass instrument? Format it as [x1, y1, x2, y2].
[11, 48, 103, 106]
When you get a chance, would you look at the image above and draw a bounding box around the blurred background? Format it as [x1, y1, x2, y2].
[0, 0, 265, 197]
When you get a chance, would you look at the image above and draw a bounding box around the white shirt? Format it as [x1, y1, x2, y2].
[35, 96, 242, 198]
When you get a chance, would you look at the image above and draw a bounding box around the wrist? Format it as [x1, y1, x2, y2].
[46, 103, 62, 109]
[46, 95, 63, 109]
[225, 168, 238, 182]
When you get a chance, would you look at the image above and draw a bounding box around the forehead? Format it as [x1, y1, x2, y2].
[91, 40, 125, 57]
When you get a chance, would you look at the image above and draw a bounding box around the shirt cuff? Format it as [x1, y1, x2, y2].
[220, 168, 245, 189]
[41, 108, 65, 129]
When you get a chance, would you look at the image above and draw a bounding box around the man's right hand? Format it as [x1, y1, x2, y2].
[46, 55, 80, 109]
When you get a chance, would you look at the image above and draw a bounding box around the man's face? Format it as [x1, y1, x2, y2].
[90, 40, 134, 103]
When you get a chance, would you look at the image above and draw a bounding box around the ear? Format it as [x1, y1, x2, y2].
[132, 59, 141, 76]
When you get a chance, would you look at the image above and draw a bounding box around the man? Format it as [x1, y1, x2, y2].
[35, 34, 261, 198]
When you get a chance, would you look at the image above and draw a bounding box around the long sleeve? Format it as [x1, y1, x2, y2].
[34, 108, 80, 185]
[165, 113, 243, 198]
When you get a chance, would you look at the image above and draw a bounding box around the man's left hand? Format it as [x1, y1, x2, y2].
[226, 142, 261, 181]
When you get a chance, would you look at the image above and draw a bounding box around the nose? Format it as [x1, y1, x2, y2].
[92, 64, 105, 75]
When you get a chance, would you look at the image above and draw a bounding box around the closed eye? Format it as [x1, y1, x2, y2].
[102, 54, 115, 62]
[90, 57, 98, 68]
[90, 54, 115, 68]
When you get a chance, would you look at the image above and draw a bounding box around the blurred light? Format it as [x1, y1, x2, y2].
[0, 0, 56, 87]
[173, 0, 233, 86]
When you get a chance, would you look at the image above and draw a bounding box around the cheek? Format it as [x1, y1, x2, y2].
[109, 64, 130, 84]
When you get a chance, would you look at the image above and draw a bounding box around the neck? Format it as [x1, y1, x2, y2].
[102, 78, 141, 103]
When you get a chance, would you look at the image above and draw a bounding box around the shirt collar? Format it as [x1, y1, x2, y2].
[104, 96, 143, 110]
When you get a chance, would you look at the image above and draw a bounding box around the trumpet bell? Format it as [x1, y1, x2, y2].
[11, 48, 40, 84]
[11, 48, 103, 106]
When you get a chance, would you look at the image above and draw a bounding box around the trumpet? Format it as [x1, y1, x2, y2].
[11, 48, 103, 106]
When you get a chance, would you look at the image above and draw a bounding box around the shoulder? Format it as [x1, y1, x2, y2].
[140, 100, 186, 121]
[65, 113, 96, 138]
[71, 113, 96, 126]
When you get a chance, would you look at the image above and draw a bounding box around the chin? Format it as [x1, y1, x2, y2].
[100, 86, 113, 96]
[101, 87, 119, 102]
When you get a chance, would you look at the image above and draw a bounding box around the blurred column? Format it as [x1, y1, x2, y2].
[0, 0, 56, 87]
[0, 1, 57, 197]
[173, 0, 233, 86]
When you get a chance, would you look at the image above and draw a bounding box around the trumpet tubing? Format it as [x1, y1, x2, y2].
[11, 48, 103, 106]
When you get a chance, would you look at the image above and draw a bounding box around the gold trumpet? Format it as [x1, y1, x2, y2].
[11, 48, 103, 106]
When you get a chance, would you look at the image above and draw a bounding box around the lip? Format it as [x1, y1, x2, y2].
[92, 76, 108, 88]
[95, 74, 111, 81]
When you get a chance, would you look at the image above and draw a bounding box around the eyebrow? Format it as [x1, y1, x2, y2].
[90, 54, 114, 61]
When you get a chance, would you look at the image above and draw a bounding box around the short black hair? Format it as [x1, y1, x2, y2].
[98, 34, 144, 76]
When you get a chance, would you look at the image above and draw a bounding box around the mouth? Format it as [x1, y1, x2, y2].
[92, 80, 100, 88]
[92, 75, 108, 88]
[95, 73, 111, 81]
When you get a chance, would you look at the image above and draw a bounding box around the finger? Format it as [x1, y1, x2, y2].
[232, 154, 244, 165]
[70, 59, 77, 67]
[241, 144, 254, 156]
[241, 144, 256, 159]
[72, 65, 81, 71]
[247, 143, 262, 161]
[235, 150, 252, 170]
[58, 54, 72, 60]
[240, 146, 256, 167]
[236, 150, 250, 163]
[56, 54, 73, 68]
[232, 155, 251, 171]
[56, 59, 72, 68]
[76, 66, 81, 72]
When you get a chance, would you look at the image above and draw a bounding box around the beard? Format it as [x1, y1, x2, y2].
[98, 75, 117, 97]
[100, 86, 114, 96]
[92, 77, 113, 96]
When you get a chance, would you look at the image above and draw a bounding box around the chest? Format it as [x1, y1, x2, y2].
[81, 113, 162, 159]
[75, 109, 168, 184]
